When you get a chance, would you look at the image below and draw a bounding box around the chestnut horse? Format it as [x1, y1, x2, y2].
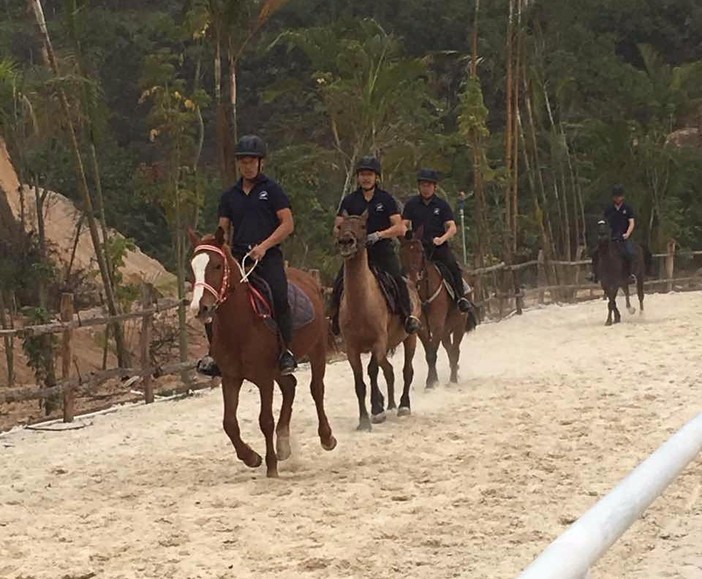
[336, 211, 419, 431]
[399, 236, 473, 388]
[188, 228, 336, 477]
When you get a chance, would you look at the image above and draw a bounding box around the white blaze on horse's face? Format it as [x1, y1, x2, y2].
[190, 252, 210, 313]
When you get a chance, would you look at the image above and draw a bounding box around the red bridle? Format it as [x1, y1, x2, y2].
[192, 244, 232, 307]
[192, 244, 260, 310]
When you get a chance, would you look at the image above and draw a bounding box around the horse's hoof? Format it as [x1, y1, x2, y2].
[371, 411, 387, 424]
[276, 437, 291, 461]
[266, 469, 279, 478]
[605, 320, 612, 327]
[321, 436, 337, 451]
[244, 453, 263, 468]
[387, 402, 397, 411]
[628, 307, 636, 315]
[356, 420, 372, 432]
[397, 406, 411, 417]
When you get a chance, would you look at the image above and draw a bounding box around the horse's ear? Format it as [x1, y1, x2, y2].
[360, 208, 369, 221]
[214, 226, 226, 247]
[415, 224, 425, 241]
[187, 228, 200, 248]
[404, 229, 413, 241]
[341, 209, 349, 218]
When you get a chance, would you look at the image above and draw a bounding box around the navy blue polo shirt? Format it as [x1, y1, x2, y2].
[402, 194, 455, 246]
[604, 202, 635, 237]
[218, 174, 291, 253]
[337, 188, 400, 248]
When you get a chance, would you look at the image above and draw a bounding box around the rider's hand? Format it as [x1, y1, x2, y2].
[433, 236, 444, 246]
[622, 232, 630, 240]
[249, 244, 268, 261]
[366, 232, 382, 246]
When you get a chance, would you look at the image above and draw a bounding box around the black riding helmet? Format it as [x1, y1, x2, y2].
[417, 168, 440, 183]
[235, 135, 267, 158]
[356, 155, 382, 176]
[611, 184, 625, 197]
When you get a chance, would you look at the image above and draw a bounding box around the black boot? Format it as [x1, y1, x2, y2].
[197, 322, 221, 376]
[277, 310, 297, 375]
[457, 297, 472, 313]
[196, 355, 221, 377]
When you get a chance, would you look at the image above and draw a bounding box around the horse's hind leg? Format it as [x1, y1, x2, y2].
[444, 328, 463, 384]
[398, 334, 416, 416]
[221, 374, 262, 469]
[367, 355, 387, 424]
[348, 346, 371, 432]
[380, 356, 396, 411]
[275, 375, 296, 461]
[256, 378, 278, 478]
[623, 284, 636, 315]
[637, 276, 645, 313]
[309, 340, 336, 451]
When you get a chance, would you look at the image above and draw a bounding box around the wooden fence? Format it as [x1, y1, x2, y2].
[0, 247, 700, 429]
[0, 284, 199, 425]
[465, 242, 702, 321]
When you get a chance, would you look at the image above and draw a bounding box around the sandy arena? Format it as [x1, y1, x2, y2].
[1, 292, 701, 578]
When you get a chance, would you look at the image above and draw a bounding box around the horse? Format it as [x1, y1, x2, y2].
[594, 219, 649, 326]
[188, 228, 336, 478]
[399, 234, 475, 388]
[335, 210, 419, 431]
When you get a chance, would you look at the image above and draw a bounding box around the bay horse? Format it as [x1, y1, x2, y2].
[188, 228, 336, 478]
[399, 235, 474, 388]
[595, 220, 649, 326]
[336, 211, 419, 431]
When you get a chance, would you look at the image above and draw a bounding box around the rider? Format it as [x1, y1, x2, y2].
[197, 135, 297, 377]
[402, 168, 472, 313]
[603, 184, 636, 282]
[330, 155, 421, 336]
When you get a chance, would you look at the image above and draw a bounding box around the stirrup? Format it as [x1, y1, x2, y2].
[196, 355, 221, 377]
[279, 349, 298, 376]
[457, 297, 472, 313]
[404, 316, 420, 334]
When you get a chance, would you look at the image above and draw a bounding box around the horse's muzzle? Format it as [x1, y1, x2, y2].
[195, 303, 215, 324]
[337, 235, 358, 258]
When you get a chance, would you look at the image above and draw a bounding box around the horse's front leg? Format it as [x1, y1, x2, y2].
[398, 333, 416, 416]
[348, 346, 371, 431]
[222, 374, 262, 468]
[257, 378, 278, 478]
[367, 354, 387, 424]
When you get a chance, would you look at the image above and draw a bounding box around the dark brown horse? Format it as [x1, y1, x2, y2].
[399, 236, 473, 388]
[595, 220, 649, 326]
[336, 211, 419, 431]
[188, 228, 336, 477]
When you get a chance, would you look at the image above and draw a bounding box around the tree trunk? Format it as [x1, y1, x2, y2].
[28, 0, 130, 367]
[504, 0, 515, 262]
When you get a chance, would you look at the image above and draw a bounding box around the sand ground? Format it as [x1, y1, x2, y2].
[1, 292, 700, 578]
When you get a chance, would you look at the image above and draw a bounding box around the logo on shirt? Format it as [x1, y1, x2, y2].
[375, 202, 384, 212]
[433, 207, 441, 216]
[258, 190, 269, 201]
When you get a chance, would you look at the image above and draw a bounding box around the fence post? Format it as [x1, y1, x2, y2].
[140, 283, 155, 404]
[61, 292, 75, 423]
[513, 267, 523, 315]
[665, 239, 676, 293]
[309, 269, 321, 286]
[0, 290, 15, 386]
[537, 250, 546, 305]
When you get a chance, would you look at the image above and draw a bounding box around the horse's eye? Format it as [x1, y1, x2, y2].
[214, 264, 222, 271]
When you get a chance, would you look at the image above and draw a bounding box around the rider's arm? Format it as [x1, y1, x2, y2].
[624, 218, 635, 239]
[435, 220, 458, 245]
[259, 208, 295, 251]
[379, 213, 407, 240]
[218, 217, 232, 244]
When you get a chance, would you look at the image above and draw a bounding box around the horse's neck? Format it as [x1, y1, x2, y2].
[343, 250, 377, 304]
[419, 261, 442, 299]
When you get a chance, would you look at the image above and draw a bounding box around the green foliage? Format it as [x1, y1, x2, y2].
[21, 307, 58, 414]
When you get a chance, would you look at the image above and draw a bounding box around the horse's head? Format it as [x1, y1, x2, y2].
[399, 229, 427, 282]
[336, 209, 368, 259]
[597, 219, 611, 243]
[188, 227, 232, 323]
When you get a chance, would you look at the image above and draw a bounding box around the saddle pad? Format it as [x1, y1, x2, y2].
[249, 275, 316, 334]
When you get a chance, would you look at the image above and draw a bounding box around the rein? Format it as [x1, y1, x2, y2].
[192, 244, 259, 310]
